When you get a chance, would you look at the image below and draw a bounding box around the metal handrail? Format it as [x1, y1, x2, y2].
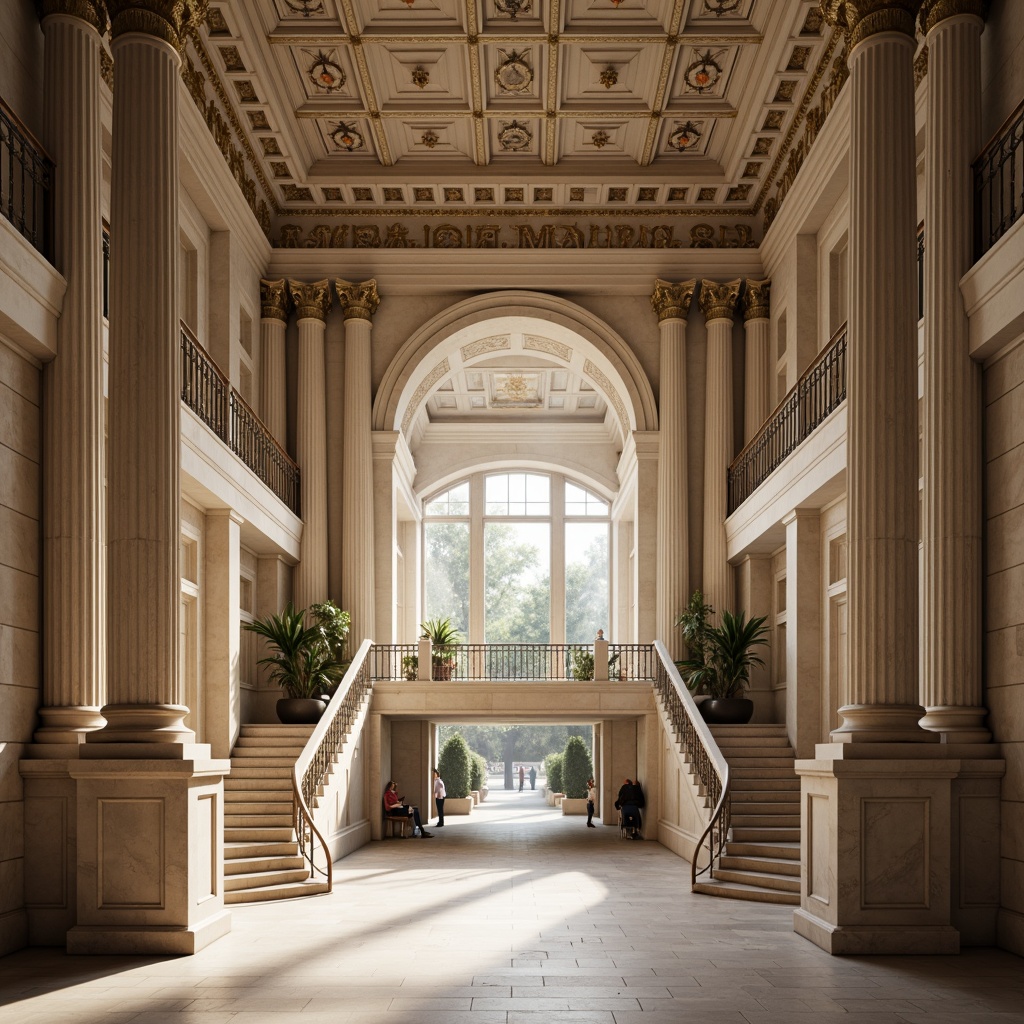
[974, 94, 1024, 259]
[727, 323, 847, 514]
[180, 322, 229, 441]
[0, 95, 53, 261]
[652, 641, 730, 888]
[291, 638, 375, 890]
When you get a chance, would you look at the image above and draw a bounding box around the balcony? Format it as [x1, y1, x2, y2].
[180, 324, 300, 515]
[0, 98, 52, 263]
[975, 97, 1024, 260]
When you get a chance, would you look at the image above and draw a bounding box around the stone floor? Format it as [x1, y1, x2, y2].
[2, 785, 1023, 1024]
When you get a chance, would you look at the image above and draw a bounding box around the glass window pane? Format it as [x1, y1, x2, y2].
[485, 474, 508, 515]
[485, 521, 550, 642]
[565, 482, 607, 517]
[565, 522, 609, 644]
[424, 521, 469, 638]
[426, 481, 470, 517]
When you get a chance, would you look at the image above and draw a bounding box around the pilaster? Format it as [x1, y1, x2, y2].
[259, 278, 290, 446]
[741, 278, 771, 444]
[784, 509, 822, 760]
[632, 431, 660, 645]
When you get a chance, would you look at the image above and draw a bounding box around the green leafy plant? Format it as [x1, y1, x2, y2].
[561, 735, 593, 799]
[469, 752, 487, 792]
[401, 654, 418, 680]
[569, 648, 594, 680]
[309, 600, 352, 688]
[245, 603, 337, 699]
[420, 616, 463, 680]
[546, 752, 564, 795]
[438, 732, 472, 798]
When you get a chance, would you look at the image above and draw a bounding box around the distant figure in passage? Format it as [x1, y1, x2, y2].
[384, 780, 432, 837]
[519, 764, 525, 792]
[529, 765, 537, 790]
[586, 778, 597, 828]
[615, 778, 645, 839]
[433, 768, 446, 827]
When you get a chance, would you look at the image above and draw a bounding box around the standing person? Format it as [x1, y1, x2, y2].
[528, 765, 537, 790]
[432, 768, 446, 827]
[518, 764, 525, 792]
[586, 778, 597, 828]
[384, 781, 432, 837]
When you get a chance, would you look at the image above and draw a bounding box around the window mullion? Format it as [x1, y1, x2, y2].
[469, 473, 485, 644]
[551, 473, 566, 644]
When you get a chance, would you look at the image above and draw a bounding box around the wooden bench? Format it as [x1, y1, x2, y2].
[383, 800, 412, 838]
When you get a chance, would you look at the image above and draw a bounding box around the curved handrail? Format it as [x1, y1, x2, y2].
[291, 638, 374, 890]
[651, 642, 730, 889]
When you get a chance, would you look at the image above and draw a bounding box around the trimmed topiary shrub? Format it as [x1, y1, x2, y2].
[438, 732, 472, 798]
[561, 735, 593, 799]
[546, 752, 564, 795]
[469, 751, 486, 792]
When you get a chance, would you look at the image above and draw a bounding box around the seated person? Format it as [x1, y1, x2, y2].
[614, 778, 645, 839]
[384, 780, 432, 837]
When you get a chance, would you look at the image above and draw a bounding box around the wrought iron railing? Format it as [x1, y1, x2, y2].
[292, 639, 374, 890]
[0, 98, 53, 261]
[102, 223, 110, 319]
[652, 641, 730, 888]
[727, 324, 847, 514]
[917, 223, 925, 322]
[974, 97, 1024, 259]
[180, 323, 300, 514]
[368, 643, 418, 680]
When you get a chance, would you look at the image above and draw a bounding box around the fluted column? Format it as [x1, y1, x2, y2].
[37, 1, 106, 743]
[259, 279, 290, 446]
[920, 0, 988, 742]
[288, 279, 331, 612]
[742, 279, 772, 444]
[336, 278, 380, 644]
[93, 1, 206, 743]
[824, 0, 931, 742]
[651, 279, 695, 657]
[699, 279, 741, 618]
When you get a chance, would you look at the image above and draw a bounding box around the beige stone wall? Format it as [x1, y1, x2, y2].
[0, 9, 44, 145]
[981, 0, 1024, 143]
[0, 339, 41, 955]
[983, 336, 1024, 956]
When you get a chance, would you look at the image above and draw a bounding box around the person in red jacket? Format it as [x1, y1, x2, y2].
[384, 780, 432, 837]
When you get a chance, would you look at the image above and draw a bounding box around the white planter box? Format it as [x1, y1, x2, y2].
[471, 790, 480, 805]
[479, 787, 488, 802]
[561, 798, 588, 815]
[445, 797, 473, 815]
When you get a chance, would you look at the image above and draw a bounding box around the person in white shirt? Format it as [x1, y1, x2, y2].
[432, 768, 446, 827]
[586, 778, 597, 828]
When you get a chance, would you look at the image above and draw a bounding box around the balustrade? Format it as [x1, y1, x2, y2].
[974, 97, 1024, 258]
[0, 98, 52, 261]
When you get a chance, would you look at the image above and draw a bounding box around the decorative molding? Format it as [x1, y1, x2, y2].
[821, 1, 919, 49]
[461, 336, 510, 359]
[914, 44, 928, 88]
[651, 279, 696, 322]
[741, 277, 771, 320]
[39, 0, 107, 33]
[402, 358, 451, 435]
[106, 0, 208, 51]
[698, 278, 741, 322]
[334, 277, 380, 320]
[582, 358, 629, 437]
[919, 0, 984, 35]
[288, 278, 332, 321]
[523, 335, 571, 361]
[260, 278, 291, 321]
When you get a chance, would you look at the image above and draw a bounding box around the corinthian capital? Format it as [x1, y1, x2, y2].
[334, 278, 381, 321]
[698, 279, 742, 323]
[741, 278, 771, 321]
[39, 0, 108, 33]
[821, 0, 920, 49]
[106, 0, 208, 51]
[918, 0, 983, 35]
[651, 279, 696, 323]
[288, 279, 332, 322]
[260, 278, 291, 322]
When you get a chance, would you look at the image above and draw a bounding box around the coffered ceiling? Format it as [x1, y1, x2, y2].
[195, 0, 842, 221]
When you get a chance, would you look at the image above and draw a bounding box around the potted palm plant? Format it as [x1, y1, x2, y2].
[419, 616, 462, 680]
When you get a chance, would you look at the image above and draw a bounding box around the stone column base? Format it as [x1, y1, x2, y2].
[68, 910, 232, 955]
[793, 911, 959, 954]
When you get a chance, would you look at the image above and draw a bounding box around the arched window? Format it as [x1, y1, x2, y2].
[423, 471, 610, 644]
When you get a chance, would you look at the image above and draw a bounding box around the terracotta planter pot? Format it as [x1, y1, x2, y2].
[698, 697, 754, 725]
[276, 697, 326, 724]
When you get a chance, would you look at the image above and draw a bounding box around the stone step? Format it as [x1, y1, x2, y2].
[693, 878, 799, 906]
[226, 766, 294, 780]
[731, 767, 799, 780]
[731, 790, 800, 804]
[225, 826, 295, 843]
[225, 813, 294, 829]
[224, 878, 330, 904]
[710, 725, 789, 737]
[224, 840, 300, 860]
[730, 801, 799, 816]
[228, 756, 299, 768]
[234, 735, 309, 749]
[730, 778, 800, 792]
[238, 725, 315, 738]
[225, 777, 292, 792]
[716, 744, 795, 757]
[730, 813, 801, 828]
[712, 867, 801, 893]
[224, 799, 294, 815]
[719, 853, 802, 877]
[731, 826, 801, 843]
[726, 756, 797, 768]
[224, 853, 305, 876]
[224, 867, 311, 892]
[725, 840, 801, 860]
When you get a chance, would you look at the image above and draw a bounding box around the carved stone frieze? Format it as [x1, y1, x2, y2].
[919, 0, 984, 35]
[582, 359, 629, 436]
[402, 358, 451, 435]
[106, 0, 209, 50]
[698, 278, 742, 322]
[461, 336, 510, 359]
[523, 335, 571, 361]
[39, 0, 107, 33]
[741, 278, 771, 321]
[288, 279, 332, 321]
[100, 47, 114, 88]
[651, 279, 696, 322]
[260, 278, 291, 321]
[821, 1, 920, 49]
[334, 278, 380, 321]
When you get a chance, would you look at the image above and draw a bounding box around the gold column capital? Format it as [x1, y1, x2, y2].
[651, 279, 696, 323]
[821, 0, 921, 49]
[698, 279, 742, 323]
[741, 278, 772, 322]
[334, 278, 381, 321]
[38, 0, 108, 33]
[260, 278, 291, 322]
[918, 0, 984, 35]
[106, 0, 208, 51]
[288, 279, 332, 322]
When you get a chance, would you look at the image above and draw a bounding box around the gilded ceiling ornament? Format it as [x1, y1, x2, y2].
[919, 0, 984, 35]
[420, 129, 440, 148]
[329, 121, 364, 151]
[698, 278, 742, 322]
[741, 278, 771, 321]
[600, 66, 618, 89]
[287, 279, 332, 321]
[703, 0, 741, 15]
[283, 0, 324, 15]
[260, 278, 291, 321]
[666, 120, 703, 152]
[498, 120, 533, 151]
[651, 279, 696, 322]
[494, 0, 532, 18]
[411, 65, 429, 88]
[591, 130, 611, 149]
[106, 0, 208, 51]
[684, 50, 724, 93]
[495, 49, 533, 93]
[306, 49, 345, 92]
[820, 1, 919, 48]
[334, 278, 381, 321]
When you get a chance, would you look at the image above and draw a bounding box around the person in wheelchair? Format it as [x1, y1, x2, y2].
[615, 778, 645, 839]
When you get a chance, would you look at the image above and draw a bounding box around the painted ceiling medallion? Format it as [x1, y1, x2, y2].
[329, 121, 364, 151]
[702, 0, 741, 15]
[667, 120, 703, 152]
[420, 129, 440, 148]
[306, 49, 345, 92]
[284, 0, 324, 16]
[494, 0, 532, 18]
[600, 66, 618, 89]
[495, 49, 533, 93]
[591, 130, 611, 149]
[684, 50, 723, 93]
[498, 120, 533, 151]
[492, 372, 542, 408]
[412, 65, 429, 88]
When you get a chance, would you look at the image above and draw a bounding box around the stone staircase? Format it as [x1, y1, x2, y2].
[223, 724, 330, 904]
[692, 724, 801, 906]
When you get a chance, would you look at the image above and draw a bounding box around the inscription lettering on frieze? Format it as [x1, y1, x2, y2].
[278, 221, 759, 250]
